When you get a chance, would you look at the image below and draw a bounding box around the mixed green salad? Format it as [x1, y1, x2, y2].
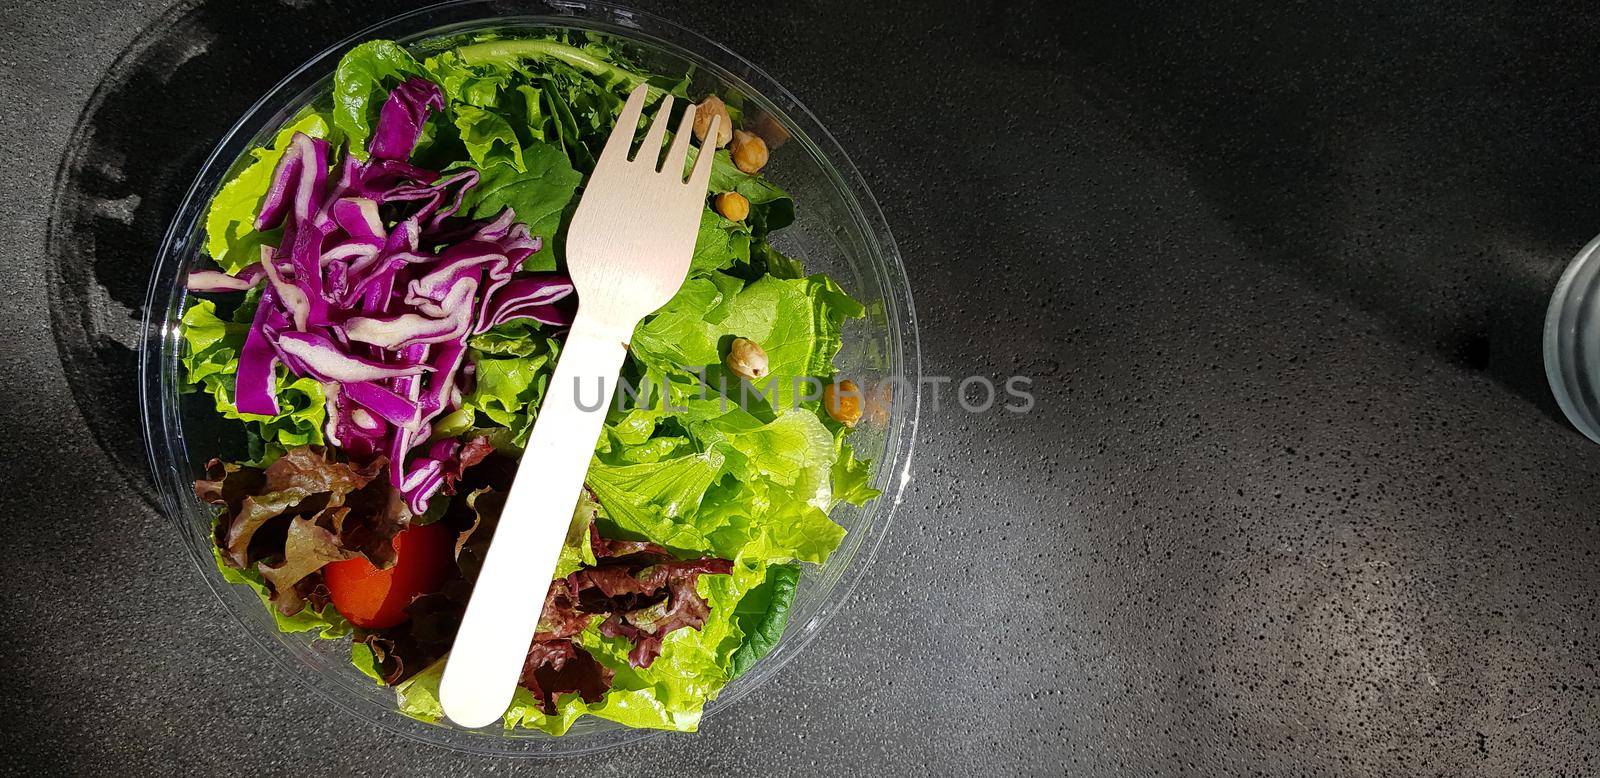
[181, 33, 878, 734]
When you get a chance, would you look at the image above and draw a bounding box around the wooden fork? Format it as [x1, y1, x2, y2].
[440, 84, 720, 729]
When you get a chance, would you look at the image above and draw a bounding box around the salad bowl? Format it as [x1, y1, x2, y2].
[139, 0, 918, 756]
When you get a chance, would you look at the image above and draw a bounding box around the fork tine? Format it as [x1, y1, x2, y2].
[598, 84, 650, 165]
[662, 104, 699, 179]
[636, 94, 675, 167]
[687, 114, 720, 190]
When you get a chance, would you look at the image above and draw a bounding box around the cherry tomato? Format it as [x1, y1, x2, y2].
[324, 522, 453, 629]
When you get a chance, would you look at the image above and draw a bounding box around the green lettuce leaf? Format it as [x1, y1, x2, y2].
[700, 485, 846, 565]
[423, 49, 516, 110]
[689, 209, 753, 277]
[585, 450, 726, 553]
[555, 490, 600, 578]
[586, 407, 847, 566]
[596, 434, 693, 466]
[203, 113, 330, 272]
[831, 431, 881, 508]
[465, 354, 551, 431]
[461, 321, 561, 444]
[394, 656, 449, 722]
[180, 297, 325, 465]
[332, 40, 428, 155]
[210, 544, 349, 638]
[686, 146, 795, 234]
[350, 642, 384, 682]
[630, 273, 864, 410]
[467, 318, 559, 357]
[694, 409, 835, 508]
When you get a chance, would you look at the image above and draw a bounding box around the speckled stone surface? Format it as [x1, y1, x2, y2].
[7, 0, 1600, 774]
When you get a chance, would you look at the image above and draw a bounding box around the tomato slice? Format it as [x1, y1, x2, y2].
[324, 522, 453, 629]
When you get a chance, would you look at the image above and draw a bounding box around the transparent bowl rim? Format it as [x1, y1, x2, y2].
[137, 0, 921, 757]
[1544, 232, 1600, 443]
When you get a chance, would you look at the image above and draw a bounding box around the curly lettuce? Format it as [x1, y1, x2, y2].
[179, 295, 326, 466]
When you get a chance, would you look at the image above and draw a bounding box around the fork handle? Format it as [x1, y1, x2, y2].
[439, 310, 630, 728]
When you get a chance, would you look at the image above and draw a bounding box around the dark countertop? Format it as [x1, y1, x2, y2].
[7, 0, 1600, 774]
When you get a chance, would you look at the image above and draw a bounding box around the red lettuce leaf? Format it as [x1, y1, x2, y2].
[211, 449, 735, 695]
[519, 639, 613, 716]
[195, 446, 406, 614]
[593, 558, 734, 667]
[257, 515, 360, 611]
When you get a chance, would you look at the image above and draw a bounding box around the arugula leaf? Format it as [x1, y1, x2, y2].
[203, 113, 329, 272]
[453, 104, 525, 171]
[459, 141, 581, 271]
[538, 72, 590, 167]
[728, 562, 800, 678]
[749, 241, 806, 280]
[454, 38, 648, 95]
[331, 40, 428, 155]
[515, 84, 549, 142]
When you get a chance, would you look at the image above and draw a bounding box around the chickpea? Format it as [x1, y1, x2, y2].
[824, 379, 863, 427]
[749, 111, 791, 150]
[714, 191, 750, 221]
[726, 337, 769, 382]
[693, 95, 733, 148]
[730, 130, 769, 174]
[864, 380, 893, 427]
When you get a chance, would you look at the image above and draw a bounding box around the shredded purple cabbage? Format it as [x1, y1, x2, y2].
[186, 264, 264, 293]
[189, 77, 575, 514]
[481, 276, 577, 329]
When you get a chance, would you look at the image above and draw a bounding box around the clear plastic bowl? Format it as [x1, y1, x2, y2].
[138, 0, 918, 757]
[1547, 234, 1600, 442]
